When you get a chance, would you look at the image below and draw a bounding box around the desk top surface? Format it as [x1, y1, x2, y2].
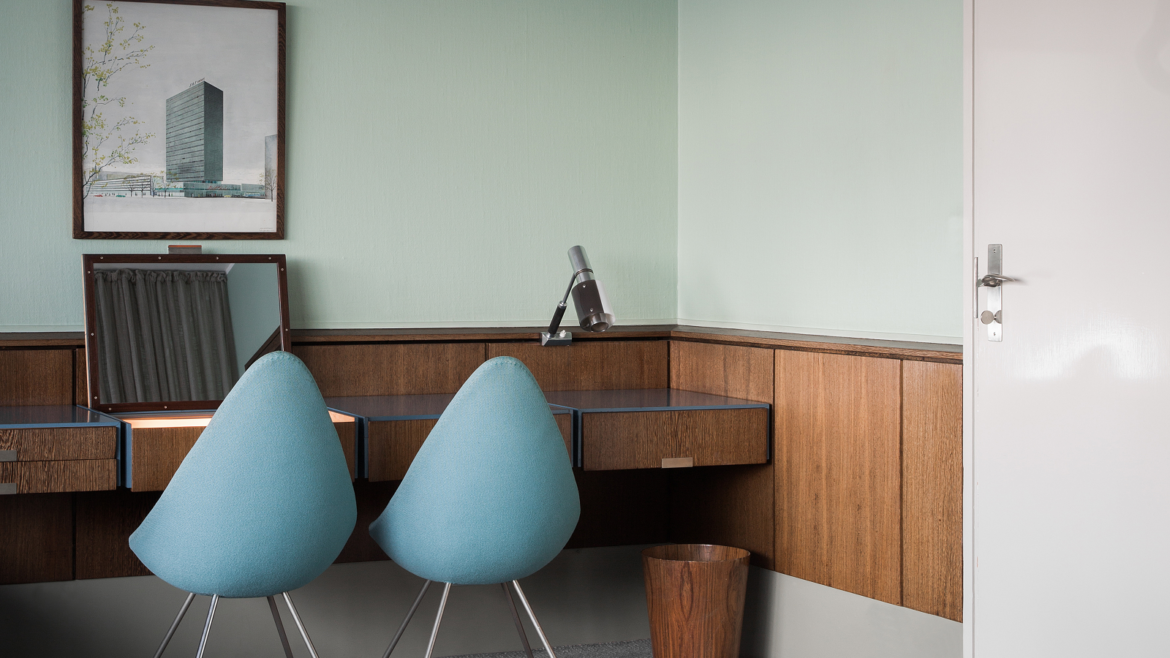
[543, 389, 769, 412]
[325, 394, 571, 420]
[0, 405, 121, 428]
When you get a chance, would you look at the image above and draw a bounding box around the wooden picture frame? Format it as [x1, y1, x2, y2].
[81, 253, 292, 413]
[72, 0, 286, 239]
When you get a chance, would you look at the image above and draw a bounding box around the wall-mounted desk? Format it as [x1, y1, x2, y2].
[0, 406, 121, 494]
[324, 395, 573, 480]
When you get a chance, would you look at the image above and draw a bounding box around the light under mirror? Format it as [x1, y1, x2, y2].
[82, 254, 290, 413]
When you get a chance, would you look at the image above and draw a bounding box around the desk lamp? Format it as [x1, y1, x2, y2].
[541, 246, 615, 346]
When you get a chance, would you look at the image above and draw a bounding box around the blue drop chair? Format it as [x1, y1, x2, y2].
[130, 352, 357, 658]
[369, 356, 580, 658]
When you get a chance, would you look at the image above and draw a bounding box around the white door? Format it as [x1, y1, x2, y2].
[971, 0, 1170, 655]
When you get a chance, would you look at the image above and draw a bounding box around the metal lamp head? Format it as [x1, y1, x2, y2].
[567, 246, 615, 332]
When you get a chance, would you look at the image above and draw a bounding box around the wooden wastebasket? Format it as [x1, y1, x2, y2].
[642, 544, 750, 658]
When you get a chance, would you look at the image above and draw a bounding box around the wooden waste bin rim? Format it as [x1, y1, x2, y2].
[642, 544, 750, 564]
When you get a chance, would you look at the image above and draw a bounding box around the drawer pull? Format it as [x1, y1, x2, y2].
[0, 450, 16, 462]
[0, 483, 16, 495]
[661, 457, 693, 469]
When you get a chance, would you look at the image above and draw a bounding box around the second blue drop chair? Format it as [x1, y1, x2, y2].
[129, 352, 357, 658]
[369, 356, 580, 658]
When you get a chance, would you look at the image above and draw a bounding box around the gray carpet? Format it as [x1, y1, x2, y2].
[447, 639, 652, 658]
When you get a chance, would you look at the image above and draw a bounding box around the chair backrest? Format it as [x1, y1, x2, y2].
[370, 356, 580, 585]
[130, 351, 356, 598]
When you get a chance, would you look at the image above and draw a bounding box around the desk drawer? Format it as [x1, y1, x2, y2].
[367, 414, 573, 482]
[581, 408, 769, 471]
[0, 427, 117, 461]
[0, 460, 117, 493]
[129, 420, 358, 492]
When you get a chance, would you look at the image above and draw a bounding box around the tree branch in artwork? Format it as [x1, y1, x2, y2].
[81, 2, 155, 197]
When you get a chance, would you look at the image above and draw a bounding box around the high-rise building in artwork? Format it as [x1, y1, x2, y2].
[166, 81, 223, 183]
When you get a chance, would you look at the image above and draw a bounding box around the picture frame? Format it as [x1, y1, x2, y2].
[72, 0, 286, 239]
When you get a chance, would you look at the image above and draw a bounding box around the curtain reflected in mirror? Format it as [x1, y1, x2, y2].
[91, 263, 281, 405]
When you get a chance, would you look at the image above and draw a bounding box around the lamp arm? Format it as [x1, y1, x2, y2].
[547, 268, 592, 335]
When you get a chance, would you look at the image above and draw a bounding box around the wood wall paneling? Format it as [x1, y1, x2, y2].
[75, 490, 159, 579]
[487, 341, 668, 391]
[582, 409, 768, 471]
[669, 341, 774, 403]
[292, 343, 485, 397]
[334, 419, 357, 478]
[0, 349, 73, 406]
[902, 360, 963, 621]
[0, 493, 73, 584]
[130, 426, 202, 492]
[367, 419, 437, 483]
[668, 340, 776, 569]
[75, 348, 87, 405]
[774, 350, 902, 605]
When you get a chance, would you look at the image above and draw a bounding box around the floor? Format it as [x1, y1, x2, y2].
[452, 639, 652, 658]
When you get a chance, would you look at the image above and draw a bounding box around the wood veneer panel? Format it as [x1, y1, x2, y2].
[0, 460, 116, 493]
[0, 426, 116, 461]
[0, 349, 73, 406]
[0, 493, 73, 584]
[669, 341, 775, 569]
[335, 479, 397, 563]
[334, 419, 357, 478]
[75, 490, 159, 579]
[487, 341, 668, 391]
[368, 415, 573, 482]
[902, 360, 963, 621]
[75, 348, 87, 405]
[774, 350, 902, 604]
[567, 469, 670, 549]
[292, 343, 484, 397]
[669, 341, 774, 403]
[368, 419, 437, 483]
[670, 465, 775, 570]
[582, 409, 768, 471]
[672, 328, 962, 365]
[131, 426, 202, 492]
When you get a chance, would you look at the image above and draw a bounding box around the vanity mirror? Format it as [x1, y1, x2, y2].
[81, 254, 290, 413]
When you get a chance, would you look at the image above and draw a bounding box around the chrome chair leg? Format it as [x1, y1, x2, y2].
[152, 591, 196, 658]
[267, 595, 295, 658]
[501, 583, 535, 658]
[382, 580, 432, 658]
[282, 592, 321, 658]
[511, 581, 558, 658]
[195, 594, 219, 658]
[424, 583, 452, 658]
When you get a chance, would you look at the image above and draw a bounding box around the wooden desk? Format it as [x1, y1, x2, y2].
[543, 389, 770, 470]
[324, 395, 573, 481]
[0, 406, 121, 494]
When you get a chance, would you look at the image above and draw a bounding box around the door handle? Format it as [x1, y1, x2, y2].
[976, 244, 1011, 342]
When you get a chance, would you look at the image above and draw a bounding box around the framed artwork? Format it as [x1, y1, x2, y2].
[72, 0, 285, 239]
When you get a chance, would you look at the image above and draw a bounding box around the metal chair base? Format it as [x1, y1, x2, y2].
[150, 590, 319, 658]
[381, 579, 558, 658]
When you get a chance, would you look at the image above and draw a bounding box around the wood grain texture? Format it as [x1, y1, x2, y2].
[774, 350, 902, 605]
[670, 465, 775, 570]
[367, 415, 572, 482]
[131, 420, 358, 491]
[0, 427, 117, 461]
[568, 469, 670, 549]
[75, 489, 160, 579]
[290, 326, 674, 344]
[673, 328, 962, 364]
[902, 360, 963, 621]
[0, 349, 73, 406]
[75, 348, 87, 405]
[335, 480, 397, 563]
[0, 493, 73, 584]
[0, 460, 117, 493]
[293, 343, 485, 397]
[487, 341, 668, 391]
[669, 341, 774, 403]
[367, 419, 437, 482]
[582, 409, 768, 471]
[643, 544, 750, 658]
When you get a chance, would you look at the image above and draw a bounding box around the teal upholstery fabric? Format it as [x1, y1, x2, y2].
[369, 357, 580, 585]
[129, 352, 357, 598]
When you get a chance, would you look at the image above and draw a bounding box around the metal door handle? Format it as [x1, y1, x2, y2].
[977, 244, 1007, 342]
[978, 274, 1015, 288]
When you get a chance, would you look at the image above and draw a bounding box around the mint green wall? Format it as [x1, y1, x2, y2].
[0, 0, 678, 332]
[677, 0, 963, 342]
